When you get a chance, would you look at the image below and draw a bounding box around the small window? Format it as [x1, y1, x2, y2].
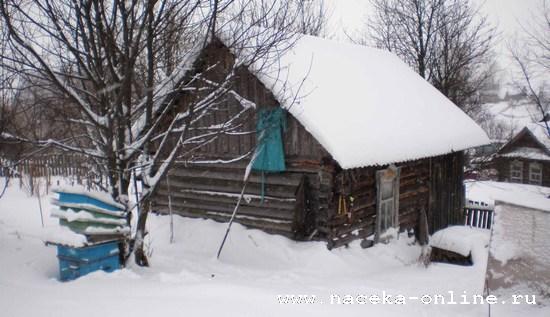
[529, 162, 542, 185]
[510, 161, 523, 183]
[375, 165, 400, 243]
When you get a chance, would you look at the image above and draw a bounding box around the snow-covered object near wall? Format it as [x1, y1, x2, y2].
[430, 226, 490, 264]
[244, 35, 490, 168]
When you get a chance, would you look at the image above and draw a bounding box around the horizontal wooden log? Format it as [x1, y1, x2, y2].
[153, 196, 296, 221]
[182, 159, 332, 174]
[156, 188, 296, 210]
[399, 186, 429, 200]
[399, 197, 428, 212]
[399, 175, 429, 188]
[161, 177, 298, 198]
[351, 196, 375, 212]
[168, 168, 303, 187]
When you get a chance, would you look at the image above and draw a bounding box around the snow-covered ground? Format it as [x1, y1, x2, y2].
[0, 179, 548, 316]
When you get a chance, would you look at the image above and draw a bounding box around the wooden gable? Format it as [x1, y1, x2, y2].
[498, 127, 550, 155]
[176, 37, 330, 164]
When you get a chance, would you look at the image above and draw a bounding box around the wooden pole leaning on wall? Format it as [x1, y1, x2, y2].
[167, 175, 174, 244]
[216, 174, 251, 259]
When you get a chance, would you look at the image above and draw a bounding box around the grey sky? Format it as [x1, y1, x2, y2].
[325, 0, 542, 80]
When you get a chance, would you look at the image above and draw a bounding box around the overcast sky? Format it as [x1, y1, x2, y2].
[325, 0, 542, 69]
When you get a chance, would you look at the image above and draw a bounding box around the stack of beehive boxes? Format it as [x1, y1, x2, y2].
[49, 189, 129, 281]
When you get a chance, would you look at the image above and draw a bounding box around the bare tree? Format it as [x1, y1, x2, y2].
[366, 0, 495, 114]
[293, 0, 328, 36]
[246, 0, 328, 36]
[0, 0, 306, 265]
[510, 0, 550, 135]
[0, 15, 18, 198]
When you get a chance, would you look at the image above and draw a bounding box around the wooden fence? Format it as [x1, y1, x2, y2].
[1, 154, 94, 178]
[1, 154, 105, 192]
[464, 199, 494, 229]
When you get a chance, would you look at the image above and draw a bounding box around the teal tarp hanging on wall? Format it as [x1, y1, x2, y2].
[252, 107, 286, 172]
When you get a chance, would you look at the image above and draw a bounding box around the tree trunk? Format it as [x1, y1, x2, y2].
[134, 203, 150, 267]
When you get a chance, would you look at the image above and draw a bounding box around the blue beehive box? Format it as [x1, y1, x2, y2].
[48, 190, 126, 281]
[57, 241, 120, 281]
[56, 191, 123, 212]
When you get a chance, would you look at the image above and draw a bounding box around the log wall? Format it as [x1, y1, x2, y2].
[326, 158, 431, 248]
[152, 160, 331, 239]
[494, 157, 550, 187]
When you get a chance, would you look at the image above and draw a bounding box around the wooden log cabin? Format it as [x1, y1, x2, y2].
[493, 124, 550, 187]
[151, 34, 490, 248]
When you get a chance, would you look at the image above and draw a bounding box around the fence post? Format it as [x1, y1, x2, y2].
[464, 199, 495, 230]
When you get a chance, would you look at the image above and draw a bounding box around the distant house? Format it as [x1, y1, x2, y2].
[151, 35, 489, 248]
[494, 124, 550, 187]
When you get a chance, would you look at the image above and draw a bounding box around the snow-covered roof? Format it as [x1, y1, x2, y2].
[248, 35, 490, 168]
[499, 147, 550, 161]
[497, 123, 550, 158]
[526, 123, 550, 150]
[466, 180, 550, 212]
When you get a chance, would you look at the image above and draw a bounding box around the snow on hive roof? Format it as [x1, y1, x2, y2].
[52, 186, 125, 210]
[250, 35, 490, 168]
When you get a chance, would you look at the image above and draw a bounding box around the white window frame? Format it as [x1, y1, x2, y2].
[510, 160, 523, 183]
[529, 162, 542, 185]
[375, 165, 400, 243]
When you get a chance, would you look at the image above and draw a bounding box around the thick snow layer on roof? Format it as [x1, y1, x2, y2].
[499, 147, 550, 161]
[465, 180, 550, 212]
[497, 122, 550, 158]
[252, 35, 490, 168]
[526, 123, 550, 150]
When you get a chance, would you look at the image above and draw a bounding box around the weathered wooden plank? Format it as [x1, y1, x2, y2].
[154, 196, 295, 221]
[162, 177, 298, 198]
[168, 168, 303, 187]
[156, 188, 296, 210]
